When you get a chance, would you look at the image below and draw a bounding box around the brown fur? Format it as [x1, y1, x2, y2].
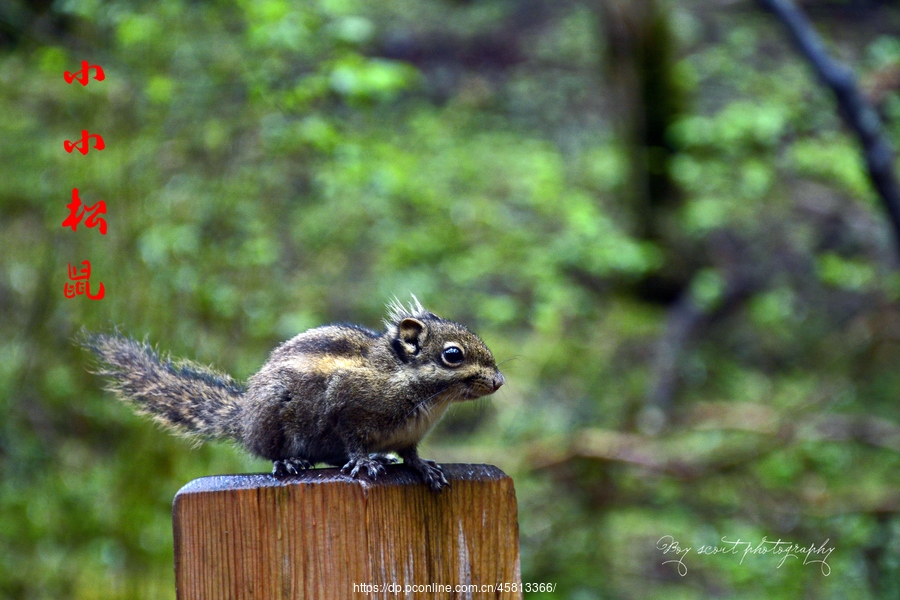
[79, 298, 504, 490]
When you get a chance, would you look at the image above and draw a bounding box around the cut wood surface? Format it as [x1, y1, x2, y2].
[173, 464, 521, 599]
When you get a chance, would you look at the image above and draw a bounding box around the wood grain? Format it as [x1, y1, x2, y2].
[173, 464, 521, 599]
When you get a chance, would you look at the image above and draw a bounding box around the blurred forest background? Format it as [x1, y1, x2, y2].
[2, 0, 900, 597]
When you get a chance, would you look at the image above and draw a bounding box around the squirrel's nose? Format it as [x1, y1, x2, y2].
[492, 372, 505, 391]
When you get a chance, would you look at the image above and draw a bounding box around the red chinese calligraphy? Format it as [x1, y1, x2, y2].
[64, 61, 105, 86]
[64, 261, 105, 300]
[62, 188, 107, 234]
[64, 130, 105, 155]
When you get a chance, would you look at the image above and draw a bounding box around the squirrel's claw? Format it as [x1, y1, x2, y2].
[342, 456, 387, 479]
[272, 458, 313, 478]
[419, 459, 449, 492]
[405, 457, 449, 492]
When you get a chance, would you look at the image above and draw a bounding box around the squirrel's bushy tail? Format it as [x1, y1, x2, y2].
[79, 332, 244, 441]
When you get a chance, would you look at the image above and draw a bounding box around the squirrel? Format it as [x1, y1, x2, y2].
[78, 297, 504, 491]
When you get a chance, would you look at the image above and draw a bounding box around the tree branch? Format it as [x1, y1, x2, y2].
[642, 233, 760, 432]
[757, 0, 900, 261]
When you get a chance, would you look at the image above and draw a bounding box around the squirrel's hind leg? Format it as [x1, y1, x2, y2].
[272, 457, 314, 478]
[341, 452, 386, 479]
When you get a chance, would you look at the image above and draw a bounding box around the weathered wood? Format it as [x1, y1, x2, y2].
[173, 464, 522, 599]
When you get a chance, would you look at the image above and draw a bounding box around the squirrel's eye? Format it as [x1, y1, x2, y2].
[441, 345, 465, 367]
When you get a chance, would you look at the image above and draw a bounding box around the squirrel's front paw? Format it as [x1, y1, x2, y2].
[341, 456, 386, 479]
[410, 458, 449, 492]
[272, 458, 313, 478]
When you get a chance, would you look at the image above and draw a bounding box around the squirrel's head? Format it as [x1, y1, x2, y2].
[385, 297, 505, 400]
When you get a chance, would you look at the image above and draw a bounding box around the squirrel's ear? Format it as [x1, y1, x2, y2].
[395, 318, 426, 359]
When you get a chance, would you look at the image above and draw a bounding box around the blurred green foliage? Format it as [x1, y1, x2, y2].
[1, 0, 900, 598]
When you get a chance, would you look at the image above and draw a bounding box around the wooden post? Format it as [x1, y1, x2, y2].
[173, 464, 522, 599]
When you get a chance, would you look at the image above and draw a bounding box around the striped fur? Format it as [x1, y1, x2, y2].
[79, 332, 244, 441]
